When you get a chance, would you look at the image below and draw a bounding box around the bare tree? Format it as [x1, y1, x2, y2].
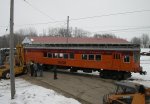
[48, 28, 59, 36]
[39, 29, 47, 36]
[48, 27, 90, 37]
[15, 28, 37, 37]
[58, 28, 68, 37]
[3, 35, 9, 48]
[72, 27, 90, 37]
[48, 27, 71, 37]
[141, 34, 149, 48]
[26, 27, 37, 36]
[131, 37, 141, 45]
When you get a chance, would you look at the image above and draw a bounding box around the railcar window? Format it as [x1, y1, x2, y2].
[89, 54, 94, 60]
[53, 53, 58, 58]
[96, 55, 101, 61]
[64, 53, 68, 59]
[82, 54, 87, 60]
[58, 53, 63, 58]
[124, 55, 130, 62]
[114, 54, 120, 59]
[47, 53, 52, 58]
[70, 53, 74, 59]
[43, 52, 47, 57]
[113, 54, 115, 59]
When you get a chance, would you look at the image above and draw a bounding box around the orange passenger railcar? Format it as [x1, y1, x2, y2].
[22, 37, 145, 79]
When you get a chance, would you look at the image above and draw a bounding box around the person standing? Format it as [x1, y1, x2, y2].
[33, 62, 38, 77]
[53, 65, 57, 80]
[30, 61, 34, 77]
[37, 63, 43, 77]
[39, 63, 43, 77]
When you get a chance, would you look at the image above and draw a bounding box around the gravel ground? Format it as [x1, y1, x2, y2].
[21, 71, 116, 104]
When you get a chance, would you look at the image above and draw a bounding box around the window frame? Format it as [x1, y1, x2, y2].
[53, 53, 58, 58]
[82, 54, 88, 60]
[69, 53, 74, 59]
[95, 54, 101, 61]
[47, 52, 52, 58]
[88, 54, 94, 60]
[63, 53, 68, 59]
[124, 55, 130, 63]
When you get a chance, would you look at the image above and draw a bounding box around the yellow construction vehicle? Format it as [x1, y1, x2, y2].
[103, 81, 150, 104]
[0, 44, 27, 79]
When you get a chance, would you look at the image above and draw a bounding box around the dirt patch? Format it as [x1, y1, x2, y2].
[20, 71, 116, 104]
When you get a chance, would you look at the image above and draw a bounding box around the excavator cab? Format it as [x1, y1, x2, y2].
[103, 81, 150, 104]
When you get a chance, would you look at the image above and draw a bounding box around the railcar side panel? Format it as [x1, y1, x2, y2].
[24, 48, 141, 73]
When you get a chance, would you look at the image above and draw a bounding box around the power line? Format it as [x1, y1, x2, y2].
[23, 0, 55, 21]
[23, 0, 67, 27]
[15, 20, 66, 27]
[15, 9, 150, 27]
[1, 9, 150, 28]
[70, 9, 150, 21]
[94, 26, 150, 33]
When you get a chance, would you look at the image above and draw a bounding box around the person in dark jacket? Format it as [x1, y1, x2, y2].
[30, 61, 34, 77]
[53, 65, 57, 80]
[37, 63, 43, 77]
[33, 62, 38, 77]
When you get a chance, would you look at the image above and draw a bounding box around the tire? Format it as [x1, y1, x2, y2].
[22, 67, 28, 74]
[3, 71, 10, 79]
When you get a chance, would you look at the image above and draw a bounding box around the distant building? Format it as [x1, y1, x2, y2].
[22, 37, 32, 44]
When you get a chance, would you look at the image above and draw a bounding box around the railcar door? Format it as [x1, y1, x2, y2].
[112, 52, 121, 70]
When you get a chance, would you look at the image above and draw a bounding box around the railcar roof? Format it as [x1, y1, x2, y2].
[23, 36, 130, 44]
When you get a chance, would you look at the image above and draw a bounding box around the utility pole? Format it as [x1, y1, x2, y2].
[66, 16, 69, 43]
[10, 0, 15, 99]
[67, 16, 69, 37]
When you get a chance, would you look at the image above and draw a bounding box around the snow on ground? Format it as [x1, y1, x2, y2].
[0, 78, 80, 104]
[131, 48, 150, 87]
[132, 56, 150, 81]
[141, 48, 150, 52]
[131, 55, 150, 87]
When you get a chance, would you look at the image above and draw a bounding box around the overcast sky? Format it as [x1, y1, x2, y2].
[0, 0, 150, 40]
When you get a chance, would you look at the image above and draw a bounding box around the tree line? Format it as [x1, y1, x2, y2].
[0, 27, 149, 48]
[131, 34, 150, 48]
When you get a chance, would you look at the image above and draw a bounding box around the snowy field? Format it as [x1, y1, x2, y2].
[0, 78, 80, 104]
[131, 48, 150, 87]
